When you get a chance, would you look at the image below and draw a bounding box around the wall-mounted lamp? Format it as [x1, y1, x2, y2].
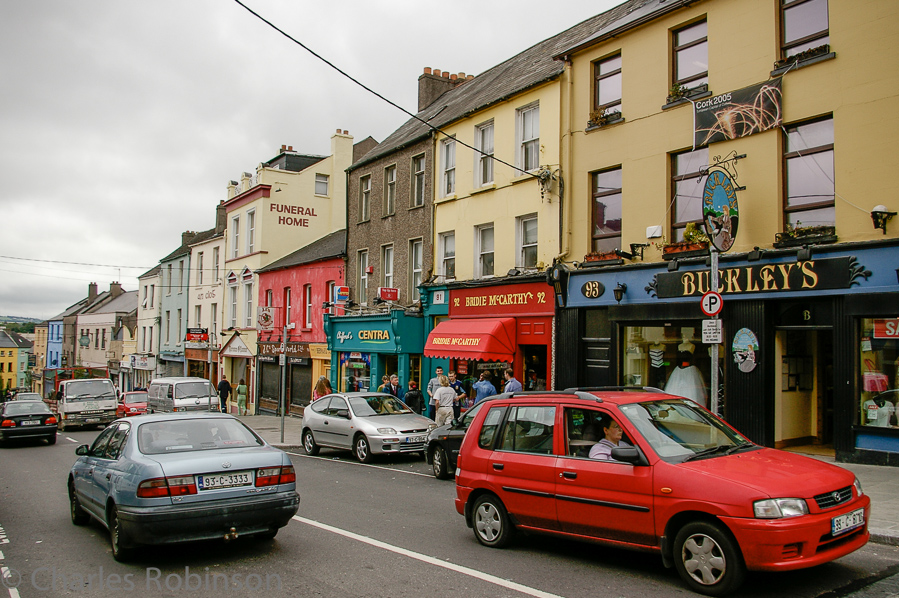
[274, 187, 282, 192]
[613, 282, 628, 304]
[507, 268, 521, 276]
[871, 205, 896, 234]
[322, 301, 332, 310]
[747, 246, 765, 262]
[372, 297, 385, 305]
[667, 259, 680, 272]
[797, 246, 812, 262]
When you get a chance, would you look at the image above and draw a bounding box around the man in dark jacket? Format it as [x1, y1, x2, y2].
[217, 375, 232, 413]
[403, 381, 424, 414]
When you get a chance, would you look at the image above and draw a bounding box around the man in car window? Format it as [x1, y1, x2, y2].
[589, 416, 632, 461]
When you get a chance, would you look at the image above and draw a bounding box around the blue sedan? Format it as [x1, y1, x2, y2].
[68, 412, 299, 561]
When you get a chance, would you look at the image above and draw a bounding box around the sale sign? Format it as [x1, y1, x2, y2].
[873, 319, 899, 339]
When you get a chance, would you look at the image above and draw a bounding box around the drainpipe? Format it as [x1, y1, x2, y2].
[557, 59, 574, 261]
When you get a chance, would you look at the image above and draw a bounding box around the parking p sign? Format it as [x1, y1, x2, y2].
[700, 291, 723, 317]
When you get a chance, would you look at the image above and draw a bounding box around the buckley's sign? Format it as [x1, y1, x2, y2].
[648, 257, 868, 299]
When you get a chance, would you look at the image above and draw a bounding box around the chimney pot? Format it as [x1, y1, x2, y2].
[336, 128, 341, 133]
[458, 72, 465, 78]
[450, 74, 457, 81]
[441, 71, 449, 78]
[288, 145, 293, 151]
[343, 130, 348, 135]
[281, 144, 286, 151]
[424, 67, 432, 74]
[433, 69, 441, 76]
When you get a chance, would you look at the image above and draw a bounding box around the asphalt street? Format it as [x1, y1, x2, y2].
[0, 428, 897, 598]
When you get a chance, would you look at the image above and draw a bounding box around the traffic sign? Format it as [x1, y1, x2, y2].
[702, 319, 723, 344]
[700, 291, 723, 317]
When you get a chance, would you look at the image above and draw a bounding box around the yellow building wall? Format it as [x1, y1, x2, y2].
[563, 0, 899, 263]
[434, 82, 562, 280]
[2, 347, 18, 391]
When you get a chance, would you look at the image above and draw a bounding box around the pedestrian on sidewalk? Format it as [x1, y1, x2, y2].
[433, 375, 456, 426]
[313, 376, 332, 400]
[448, 371, 466, 420]
[236, 378, 248, 416]
[385, 374, 402, 398]
[426, 366, 444, 420]
[403, 381, 424, 414]
[377, 375, 389, 393]
[217, 375, 232, 413]
[503, 368, 523, 393]
[472, 372, 497, 404]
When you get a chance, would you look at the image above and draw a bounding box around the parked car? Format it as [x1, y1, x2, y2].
[0, 400, 58, 445]
[426, 401, 484, 479]
[12, 392, 43, 402]
[454, 389, 870, 596]
[302, 392, 437, 463]
[117, 391, 148, 418]
[146, 377, 218, 413]
[68, 412, 299, 561]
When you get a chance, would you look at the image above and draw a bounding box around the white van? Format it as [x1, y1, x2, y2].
[146, 377, 219, 413]
[54, 378, 118, 431]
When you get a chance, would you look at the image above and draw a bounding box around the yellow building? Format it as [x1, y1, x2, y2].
[548, 0, 899, 464]
[32, 323, 48, 395]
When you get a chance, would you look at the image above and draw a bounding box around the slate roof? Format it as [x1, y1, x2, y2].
[138, 264, 162, 279]
[257, 230, 347, 273]
[84, 290, 138, 315]
[0, 330, 33, 350]
[349, 0, 642, 171]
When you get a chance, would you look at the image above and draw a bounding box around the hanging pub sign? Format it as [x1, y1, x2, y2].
[694, 78, 782, 147]
[732, 328, 759, 373]
[702, 167, 739, 252]
[647, 256, 870, 299]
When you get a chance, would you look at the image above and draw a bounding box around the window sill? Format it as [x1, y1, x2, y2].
[585, 116, 625, 133]
[662, 90, 712, 111]
[435, 194, 457, 204]
[314, 194, 330, 199]
[471, 184, 496, 195]
[381, 213, 396, 219]
[356, 219, 371, 225]
[770, 51, 835, 77]
[408, 204, 425, 211]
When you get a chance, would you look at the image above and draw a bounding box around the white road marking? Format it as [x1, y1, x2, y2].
[66, 437, 79, 443]
[283, 451, 433, 478]
[292, 516, 566, 598]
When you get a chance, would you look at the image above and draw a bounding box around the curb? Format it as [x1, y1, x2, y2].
[870, 530, 899, 547]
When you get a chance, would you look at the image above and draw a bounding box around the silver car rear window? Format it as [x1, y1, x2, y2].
[138, 419, 263, 454]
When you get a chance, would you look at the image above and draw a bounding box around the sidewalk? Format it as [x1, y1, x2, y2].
[236, 413, 899, 546]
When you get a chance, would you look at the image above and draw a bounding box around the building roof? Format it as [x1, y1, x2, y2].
[348, 0, 641, 171]
[160, 228, 216, 263]
[0, 330, 33, 350]
[554, 0, 680, 59]
[257, 230, 346, 273]
[138, 264, 162, 279]
[84, 290, 138, 315]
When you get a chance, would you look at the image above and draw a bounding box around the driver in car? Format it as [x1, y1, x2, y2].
[589, 416, 632, 461]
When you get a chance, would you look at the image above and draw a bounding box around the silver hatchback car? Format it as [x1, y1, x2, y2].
[302, 392, 436, 462]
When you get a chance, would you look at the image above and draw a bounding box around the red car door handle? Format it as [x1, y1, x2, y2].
[492, 463, 504, 470]
[561, 471, 577, 479]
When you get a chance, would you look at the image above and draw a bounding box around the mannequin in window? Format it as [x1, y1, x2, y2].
[863, 394, 895, 428]
[664, 337, 708, 408]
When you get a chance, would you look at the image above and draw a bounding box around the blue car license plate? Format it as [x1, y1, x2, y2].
[197, 471, 253, 490]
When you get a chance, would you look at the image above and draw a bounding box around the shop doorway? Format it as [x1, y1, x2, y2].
[775, 329, 834, 454]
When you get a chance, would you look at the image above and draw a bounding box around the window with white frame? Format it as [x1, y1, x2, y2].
[381, 245, 394, 289]
[517, 215, 538, 270]
[142, 327, 147, 352]
[358, 250, 369, 304]
[231, 215, 240, 258]
[244, 282, 253, 328]
[304, 284, 312, 328]
[784, 117, 834, 228]
[229, 285, 238, 328]
[411, 155, 425, 207]
[178, 260, 184, 293]
[384, 165, 396, 215]
[409, 239, 423, 301]
[518, 104, 540, 172]
[210, 304, 217, 339]
[284, 288, 292, 327]
[442, 138, 456, 196]
[142, 285, 148, 308]
[176, 310, 182, 344]
[592, 167, 623, 252]
[195, 305, 201, 328]
[315, 173, 330, 196]
[212, 247, 220, 282]
[674, 20, 708, 90]
[782, 0, 829, 58]
[148, 326, 153, 352]
[359, 176, 371, 221]
[477, 224, 495, 278]
[246, 209, 255, 254]
[101, 328, 106, 350]
[165, 311, 171, 344]
[197, 252, 204, 286]
[166, 264, 172, 295]
[149, 284, 155, 307]
[594, 54, 622, 115]
[265, 289, 273, 307]
[476, 121, 494, 186]
[439, 232, 455, 279]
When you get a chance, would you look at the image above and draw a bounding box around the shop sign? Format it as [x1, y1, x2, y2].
[477, 362, 509, 370]
[258, 355, 276, 363]
[648, 256, 870, 299]
[450, 282, 553, 317]
[359, 329, 391, 342]
[873, 319, 899, 339]
[257, 307, 275, 331]
[732, 328, 759, 373]
[288, 357, 309, 365]
[335, 286, 350, 303]
[336, 331, 354, 343]
[185, 342, 208, 350]
[257, 342, 310, 358]
[309, 344, 331, 359]
[457, 362, 468, 374]
[129, 355, 156, 370]
[702, 167, 739, 252]
[350, 352, 362, 359]
[432, 290, 447, 305]
[184, 348, 210, 360]
[185, 328, 208, 342]
[694, 78, 782, 146]
[378, 287, 399, 301]
[347, 362, 368, 369]
[221, 335, 253, 357]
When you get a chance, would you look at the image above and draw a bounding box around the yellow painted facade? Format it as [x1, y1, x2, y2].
[433, 83, 562, 280]
[560, 0, 899, 262]
[0, 346, 18, 392]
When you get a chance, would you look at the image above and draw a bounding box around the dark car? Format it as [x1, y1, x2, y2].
[0, 400, 58, 445]
[426, 401, 484, 479]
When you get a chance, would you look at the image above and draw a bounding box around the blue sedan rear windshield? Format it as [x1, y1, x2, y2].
[138, 419, 263, 454]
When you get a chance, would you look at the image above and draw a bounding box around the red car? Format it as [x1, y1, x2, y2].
[454, 389, 869, 596]
[116, 391, 148, 418]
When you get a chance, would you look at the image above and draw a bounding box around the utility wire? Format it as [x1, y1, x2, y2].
[232, 0, 539, 180]
[0, 256, 151, 269]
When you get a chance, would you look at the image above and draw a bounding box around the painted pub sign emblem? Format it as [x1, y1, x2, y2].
[702, 166, 739, 252]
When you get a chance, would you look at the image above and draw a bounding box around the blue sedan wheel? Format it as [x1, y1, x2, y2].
[108, 506, 133, 562]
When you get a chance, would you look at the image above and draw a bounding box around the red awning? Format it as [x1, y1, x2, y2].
[424, 318, 516, 361]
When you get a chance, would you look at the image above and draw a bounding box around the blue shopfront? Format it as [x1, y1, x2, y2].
[552, 241, 899, 466]
[324, 311, 425, 395]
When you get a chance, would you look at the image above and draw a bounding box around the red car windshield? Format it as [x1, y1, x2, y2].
[124, 392, 148, 402]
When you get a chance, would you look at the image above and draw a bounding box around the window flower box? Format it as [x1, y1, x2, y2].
[774, 224, 837, 248]
[583, 250, 621, 262]
[666, 83, 709, 105]
[773, 44, 830, 70]
[587, 108, 623, 129]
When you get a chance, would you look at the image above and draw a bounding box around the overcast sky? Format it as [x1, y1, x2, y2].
[0, 0, 624, 320]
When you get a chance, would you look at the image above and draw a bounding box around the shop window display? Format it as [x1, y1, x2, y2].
[622, 325, 717, 409]
[340, 352, 371, 392]
[859, 319, 899, 428]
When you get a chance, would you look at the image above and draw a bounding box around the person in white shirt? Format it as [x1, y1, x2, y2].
[433, 375, 457, 427]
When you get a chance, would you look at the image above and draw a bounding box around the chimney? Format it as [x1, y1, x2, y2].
[182, 230, 194, 246]
[109, 282, 123, 298]
[88, 282, 98, 303]
[419, 66, 467, 111]
[215, 200, 227, 234]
